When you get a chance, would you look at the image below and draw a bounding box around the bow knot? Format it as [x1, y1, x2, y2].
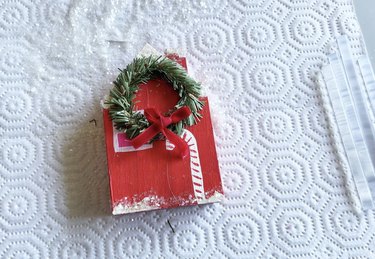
[131, 106, 192, 158]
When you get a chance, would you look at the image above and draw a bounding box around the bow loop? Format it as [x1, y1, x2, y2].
[131, 106, 192, 158]
[144, 109, 161, 124]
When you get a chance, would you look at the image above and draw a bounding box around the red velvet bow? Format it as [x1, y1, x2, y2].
[131, 106, 192, 158]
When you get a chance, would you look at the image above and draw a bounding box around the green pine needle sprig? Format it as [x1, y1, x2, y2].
[105, 55, 204, 139]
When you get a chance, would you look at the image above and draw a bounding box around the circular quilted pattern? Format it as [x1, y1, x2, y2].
[0, 0, 373, 258]
[0, 180, 44, 230]
[324, 198, 373, 248]
[0, 41, 32, 82]
[189, 18, 234, 61]
[293, 53, 327, 95]
[0, 235, 46, 259]
[162, 219, 212, 258]
[271, 203, 322, 255]
[119, 235, 148, 257]
[244, 60, 290, 100]
[253, 108, 301, 149]
[107, 222, 156, 259]
[261, 151, 311, 199]
[2, 139, 33, 170]
[0, 0, 37, 36]
[51, 228, 103, 259]
[217, 210, 267, 257]
[285, 11, 330, 50]
[0, 134, 42, 176]
[238, 15, 281, 54]
[43, 79, 91, 124]
[313, 147, 346, 192]
[222, 158, 259, 205]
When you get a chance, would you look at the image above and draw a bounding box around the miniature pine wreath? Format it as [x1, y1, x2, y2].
[106, 55, 204, 139]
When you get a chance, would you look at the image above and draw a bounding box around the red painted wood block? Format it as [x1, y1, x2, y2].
[103, 55, 223, 215]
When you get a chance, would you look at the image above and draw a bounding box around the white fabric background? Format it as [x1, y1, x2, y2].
[0, 0, 374, 258]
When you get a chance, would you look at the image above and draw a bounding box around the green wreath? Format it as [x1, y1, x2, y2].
[106, 55, 204, 139]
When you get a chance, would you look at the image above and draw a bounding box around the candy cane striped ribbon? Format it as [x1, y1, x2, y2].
[166, 129, 205, 203]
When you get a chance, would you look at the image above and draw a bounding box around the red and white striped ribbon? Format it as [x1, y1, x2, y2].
[167, 129, 205, 203]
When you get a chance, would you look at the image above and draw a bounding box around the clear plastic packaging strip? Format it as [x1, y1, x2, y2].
[337, 36, 375, 169]
[358, 55, 375, 116]
[336, 36, 375, 200]
[322, 63, 373, 210]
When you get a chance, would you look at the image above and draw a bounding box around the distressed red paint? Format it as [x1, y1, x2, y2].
[103, 55, 223, 215]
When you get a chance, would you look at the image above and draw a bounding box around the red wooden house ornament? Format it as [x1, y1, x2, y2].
[103, 52, 223, 215]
